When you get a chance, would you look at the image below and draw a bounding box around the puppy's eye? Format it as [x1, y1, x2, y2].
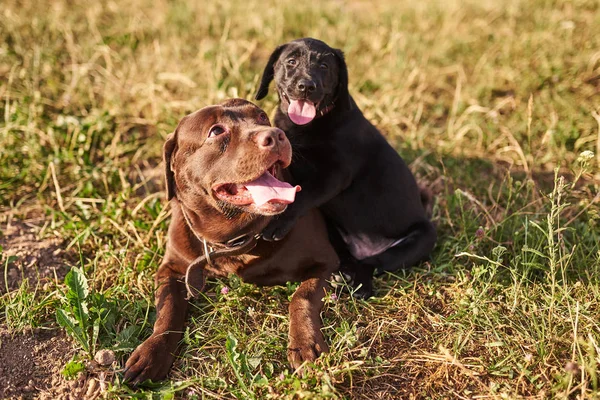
[320, 62, 328, 69]
[287, 59, 297, 66]
[208, 125, 226, 138]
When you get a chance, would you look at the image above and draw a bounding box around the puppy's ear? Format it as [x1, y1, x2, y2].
[333, 48, 353, 111]
[163, 131, 178, 200]
[255, 44, 288, 100]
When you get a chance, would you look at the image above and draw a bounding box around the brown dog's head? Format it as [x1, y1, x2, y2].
[255, 38, 353, 125]
[164, 99, 300, 220]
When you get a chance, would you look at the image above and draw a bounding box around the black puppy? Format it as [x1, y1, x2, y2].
[255, 38, 436, 298]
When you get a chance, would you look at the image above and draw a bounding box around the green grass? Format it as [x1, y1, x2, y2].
[1, 0, 599, 398]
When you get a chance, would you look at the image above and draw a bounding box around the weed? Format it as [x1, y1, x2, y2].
[55, 266, 98, 356]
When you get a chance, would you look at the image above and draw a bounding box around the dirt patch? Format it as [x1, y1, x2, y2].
[0, 328, 71, 399]
[0, 328, 114, 400]
[0, 218, 72, 295]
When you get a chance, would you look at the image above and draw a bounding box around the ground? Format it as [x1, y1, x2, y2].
[0, 219, 70, 295]
[1, 0, 599, 398]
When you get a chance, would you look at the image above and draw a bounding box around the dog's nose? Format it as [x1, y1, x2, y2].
[297, 79, 316, 93]
[255, 128, 286, 149]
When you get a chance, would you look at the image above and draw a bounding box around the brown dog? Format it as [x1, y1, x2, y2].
[124, 99, 339, 384]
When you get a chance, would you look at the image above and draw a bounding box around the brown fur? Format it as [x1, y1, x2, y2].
[124, 99, 339, 384]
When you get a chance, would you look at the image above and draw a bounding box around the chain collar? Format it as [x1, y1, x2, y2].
[178, 203, 260, 299]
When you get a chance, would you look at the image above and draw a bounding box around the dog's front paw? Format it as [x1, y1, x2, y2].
[124, 334, 176, 385]
[287, 334, 329, 370]
[262, 215, 296, 241]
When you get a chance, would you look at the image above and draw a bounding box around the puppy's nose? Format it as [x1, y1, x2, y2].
[255, 128, 286, 149]
[297, 79, 316, 93]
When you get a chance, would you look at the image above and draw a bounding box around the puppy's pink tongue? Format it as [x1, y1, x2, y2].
[288, 100, 316, 125]
[245, 172, 301, 206]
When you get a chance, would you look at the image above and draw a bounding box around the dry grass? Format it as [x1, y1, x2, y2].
[1, 0, 599, 398]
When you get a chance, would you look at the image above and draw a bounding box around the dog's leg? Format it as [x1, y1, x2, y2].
[124, 262, 189, 385]
[287, 275, 329, 370]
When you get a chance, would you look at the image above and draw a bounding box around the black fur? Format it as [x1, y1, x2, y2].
[256, 38, 436, 298]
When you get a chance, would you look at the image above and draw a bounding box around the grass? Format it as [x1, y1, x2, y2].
[1, 0, 599, 398]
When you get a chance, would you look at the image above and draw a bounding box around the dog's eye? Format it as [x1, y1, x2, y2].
[287, 59, 297, 66]
[258, 112, 270, 124]
[208, 125, 226, 138]
[320, 62, 328, 69]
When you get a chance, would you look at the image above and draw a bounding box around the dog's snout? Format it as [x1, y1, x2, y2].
[255, 128, 286, 149]
[297, 79, 316, 93]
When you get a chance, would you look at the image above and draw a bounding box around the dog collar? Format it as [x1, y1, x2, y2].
[318, 102, 335, 117]
[178, 203, 260, 299]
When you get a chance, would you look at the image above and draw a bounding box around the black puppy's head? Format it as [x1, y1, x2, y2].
[255, 38, 352, 125]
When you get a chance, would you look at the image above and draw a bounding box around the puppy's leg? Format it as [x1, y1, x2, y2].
[124, 262, 189, 385]
[327, 220, 374, 299]
[287, 275, 329, 370]
[262, 164, 353, 241]
[372, 220, 437, 274]
[352, 264, 374, 299]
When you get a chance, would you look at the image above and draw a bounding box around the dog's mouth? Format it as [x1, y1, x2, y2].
[212, 163, 301, 214]
[281, 91, 319, 126]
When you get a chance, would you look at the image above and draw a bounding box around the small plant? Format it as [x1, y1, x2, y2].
[1, 245, 17, 294]
[56, 266, 95, 356]
[56, 266, 117, 358]
[571, 150, 595, 188]
[61, 357, 86, 379]
[225, 333, 269, 400]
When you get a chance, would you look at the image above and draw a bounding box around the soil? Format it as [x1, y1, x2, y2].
[0, 328, 111, 400]
[0, 218, 71, 295]
[0, 217, 112, 399]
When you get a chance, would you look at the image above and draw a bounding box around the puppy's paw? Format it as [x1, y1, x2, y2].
[353, 284, 373, 300]
[352, 274, 374, 299]
[330, 270, 374, 299]
[123, 334, 175, 386]
[287, 335, 329, 371]
[262, 216, 296, 241]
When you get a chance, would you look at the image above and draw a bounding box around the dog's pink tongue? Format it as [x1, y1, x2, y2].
[288, 100, 316, 125]
[245, 172, 301, 206]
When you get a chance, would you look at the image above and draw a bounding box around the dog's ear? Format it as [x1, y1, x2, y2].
[163, 130, 178, 201]
[333, 48, 353, 111]
[255, 44, 288, 100]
